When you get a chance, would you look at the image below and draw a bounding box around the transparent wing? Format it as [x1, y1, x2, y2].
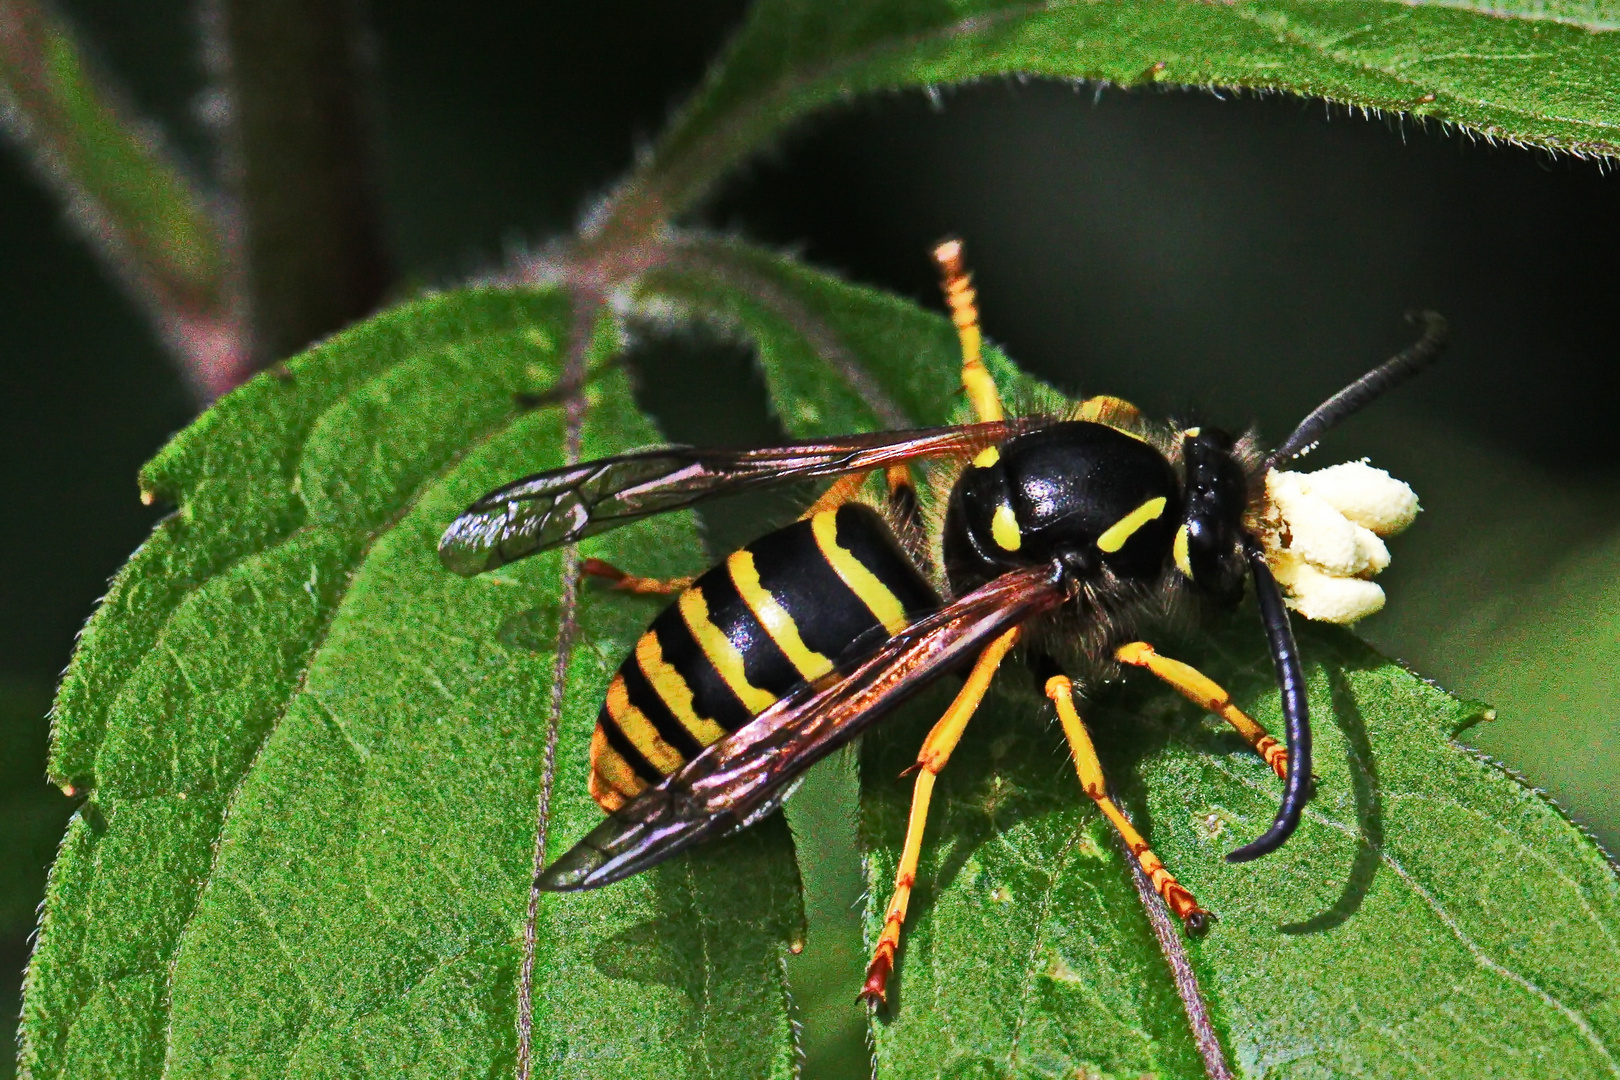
[438, 423, 1009, 575]
[535, 563, 1064, 891]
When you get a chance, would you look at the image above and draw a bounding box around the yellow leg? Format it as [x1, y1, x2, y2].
[1115, 641, 1287, 780]
[803, 470, 872, 519]
[861, 625, 1022, 1005]
[1044, 673, 1211, 933]
[932, 239, 1003, 423]
[578, 558, 693, 596]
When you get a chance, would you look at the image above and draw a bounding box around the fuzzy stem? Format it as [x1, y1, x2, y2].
[0, 0, 245, 399]
[1119, 832, 1235, 1080]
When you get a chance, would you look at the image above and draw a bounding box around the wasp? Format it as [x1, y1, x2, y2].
[439, 241, 1447, 1004]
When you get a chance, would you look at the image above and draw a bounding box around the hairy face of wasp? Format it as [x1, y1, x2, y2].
[941, 420, 1182, 598]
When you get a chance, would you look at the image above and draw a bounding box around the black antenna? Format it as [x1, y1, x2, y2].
[1227, 537, 1312, 863]
[1268, 311, 1449, 468]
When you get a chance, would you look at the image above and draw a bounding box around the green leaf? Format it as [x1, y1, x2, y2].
[0, 681, 72, 1080]
[21, 289, 801, 1079]
[594, 0, 1620, 247]
[643, 241, 1620, 1076]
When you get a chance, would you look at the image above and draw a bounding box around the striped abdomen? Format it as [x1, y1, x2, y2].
[590, 503, 940, 810]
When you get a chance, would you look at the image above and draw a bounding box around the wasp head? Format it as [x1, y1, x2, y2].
[1174, 428, 1250, 608]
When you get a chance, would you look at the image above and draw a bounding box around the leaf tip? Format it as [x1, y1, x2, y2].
[1449, 699, 1497, 737]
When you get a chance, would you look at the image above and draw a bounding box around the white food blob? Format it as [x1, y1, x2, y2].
[1262, 460, 1419, 624]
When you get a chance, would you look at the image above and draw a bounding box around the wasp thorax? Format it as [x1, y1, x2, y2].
[1261, 459, 1419, 623]
[942, 421, 1181, 595]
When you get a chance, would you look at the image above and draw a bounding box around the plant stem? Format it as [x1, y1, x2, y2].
[210, 0, 390, 368]
[0, 0, 244, 399]
[1120, 834, 1235, 1080]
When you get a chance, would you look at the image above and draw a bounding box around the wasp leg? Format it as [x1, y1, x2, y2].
[1044, 673, 1212, 933]
[862, 625, 1023, 1007]
[578, 558, 694, 596]
[802, 470, 873, 519]
[1114, 641, 1287, 780]
[932, 239, 1003, 424]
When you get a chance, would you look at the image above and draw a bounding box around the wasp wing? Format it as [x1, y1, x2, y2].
[536, 563, 1065, 891]
[439, 423, 1009, 575]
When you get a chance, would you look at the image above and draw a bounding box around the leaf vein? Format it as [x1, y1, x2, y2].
[517, 292, 599, 1080]
[1008, 821, 1088, 1067]
[1304, 801, 1620, 1073]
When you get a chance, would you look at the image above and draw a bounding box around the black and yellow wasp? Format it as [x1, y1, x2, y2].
[439, 241, 1447, 1004]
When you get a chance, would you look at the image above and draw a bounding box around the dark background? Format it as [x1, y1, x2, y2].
[4, 3, 1617, 1077]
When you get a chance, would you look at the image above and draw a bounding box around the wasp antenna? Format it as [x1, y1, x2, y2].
[1226, 538, 1312, 863]
[1269, 311, 1448, 467]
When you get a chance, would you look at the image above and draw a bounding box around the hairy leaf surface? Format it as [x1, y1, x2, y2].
[22, 289, 801, 1079]
[607, 0, 1620, 236]
[644, 241, 1620, 1077]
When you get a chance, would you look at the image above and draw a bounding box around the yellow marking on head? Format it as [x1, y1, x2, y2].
[678, 588, 778, 713]
[1173, 523, 1194, 578]
[635, 632, 728, 747]
[810, 511, 909, 634]
[972, 446, 1000, 470]
[588, 724, 648, 809]
[1182, 426, 1201, 439]
[1096, 496, 1168, 553]
[991, 503, 1022, 551]
[728, 550, 835, 682]
[604, 675, 686, 774]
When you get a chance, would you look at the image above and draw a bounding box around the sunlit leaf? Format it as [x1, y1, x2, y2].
[0, 681, 70, 1080]
[21, 289, 801, 1079]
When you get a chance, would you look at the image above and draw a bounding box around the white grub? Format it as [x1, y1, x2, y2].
[1262, 460, 1419, 625]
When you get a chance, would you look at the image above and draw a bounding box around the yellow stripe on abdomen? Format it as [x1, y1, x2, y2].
[677, 587, 778, 712]
[810, 511, 909, 634]
[727, 549, 835, 682]
[589, 725, 647, 811]
[635, 631, 729, 747]
[604, 674, 687, 774]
